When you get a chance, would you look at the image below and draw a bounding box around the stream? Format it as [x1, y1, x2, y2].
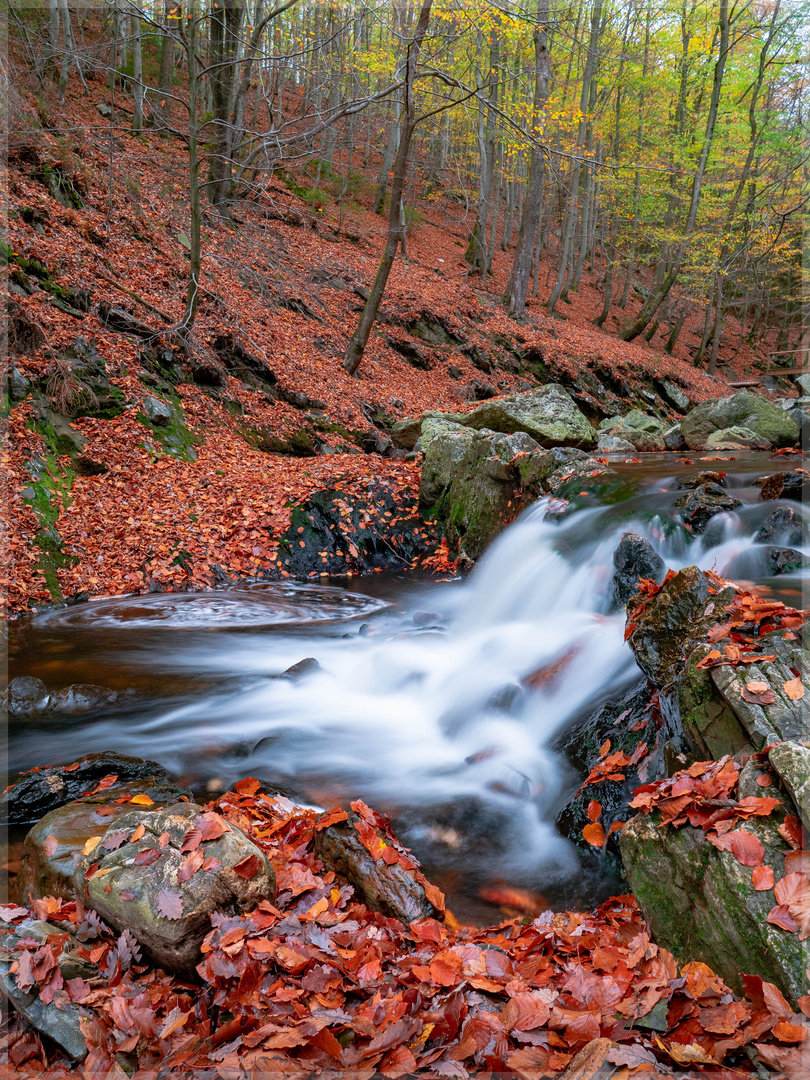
[7, 452, 808, 922]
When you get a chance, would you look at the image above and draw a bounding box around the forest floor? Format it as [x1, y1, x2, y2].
[4, 71, 793, 616]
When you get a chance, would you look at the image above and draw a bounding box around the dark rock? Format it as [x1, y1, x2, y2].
[142, 395, 173, 427]
[97, 301, 157, 339]
[620, 803, 804, 1004]
[674, 482, 742, 532]
[2, 751, 173, 825]
[469, 380, 497, 401]
[387, 336, 432, 370]
[770, 742, 810, 832]
[211, 334, 277, 390]
[72, 802, 275, 976]
[663, 425, 686, 452]
[675, 470, 728, 490]
[248, 427, 321, 457]
[764, 546, 810, 575]
[448, 365, 462, 380]
[626, 566, 737, 691]
[74, 455, 109, 476]
[408, 314, 459, 346]
[276, 386, 327, 410]
[281, 658, 321, 681]
[361, 430, 393, 455]
[4, 675, 48, 718]
[466, 345, 494, 373]
[44, 683, 125, 715]
[42, 409, 86, 455]
[610, 533, 666, 609]
[45, 337, 126, 420]
[656, 380, 691, 412]
[7, 301, 45, 356]
[8, 365, 32, 400]
[758, 469, 810, 504]
[755, 506, 808, 547]
[313, 809, 441, 924]
[18, 777, 193, 902]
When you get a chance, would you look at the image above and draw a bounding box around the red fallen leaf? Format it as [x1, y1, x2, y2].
[313, 807, 349, 831]
[156, 888, 183, 920]
[756, 773, 773, 787]
[133, 848, 161, 866]
[766, 904, 798, 933]
[774, 871, 810, 938]
[424, 881, 445, 913]
[583, 822, 605, 848]
[202, 856, 222, 873]
[119, 890, 137, 901]
[410, 917, 443, 942]
[599, 739, 611, 757]
[753, 865, 775, 891]
[158, 831, 170, 848]
[177, 847, 205, 883]
[607, 820, 625, 836]
[797, 995, 810, 1018]
[62, 762, 82, 772]
[778, 815, 805, 850]
[180, 826, 203, 853]
[711, 829, 764, 867]
[233, 854, 261, 878]
[785, 850, 810, 875]
[198, 813, 230, 841]
[587, 800, 601, 822]
[309, 1026, 343, 1063]
[783, 677, 804, 700]
[130, 824, 146, 843]
[42, 835, 58, 857]
[101, 830, 129, 851]
[772, 1022, 809, 1043]
[234, 777, 261, 796]
[83, 862, 99, 881]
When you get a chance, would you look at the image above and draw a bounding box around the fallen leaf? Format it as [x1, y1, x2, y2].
[156, 888, 183, 920]
[783, 677, 804, 700]
[233, 854, 261, 878]
[753, 865, 774, 891]
[583, 822, 606, 848]
[42, 835, 58, 857]
[82, 836, 102, 856]
[130, 793, 154, 806]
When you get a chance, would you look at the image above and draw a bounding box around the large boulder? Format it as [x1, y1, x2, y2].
[677, 627, 807, 761]
[674, 482, 742, 533]
[597, 433, 635, 454]
[599, 410, 668, 453]
[2, 752, 177, 825]
[680, 391, 798, 451]
[625, 567, 737, 691]
[704, 426, 771, 451]
[663, 425, 686, 452]
[610, 533, 666, 610]
[460, 384, 597, 449]
[18, 777, 192, 902]
[72, 802, 275, 977]
[620, 805, 804, 1005]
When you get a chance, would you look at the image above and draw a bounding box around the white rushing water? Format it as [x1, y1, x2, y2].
[12, 462, 808, 899]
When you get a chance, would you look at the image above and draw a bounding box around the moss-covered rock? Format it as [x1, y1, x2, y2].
[681, 391, 799, 450]
[620, 809, 806, 1005]
[769, 742, 810, 831]
[674, 482, 742, 533]
[461, 384, 596, 449]
[599, 410, 668, 453]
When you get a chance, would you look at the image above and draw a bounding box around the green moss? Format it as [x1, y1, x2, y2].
[20, 439, 77, 601]
[135, 400, 201, 461]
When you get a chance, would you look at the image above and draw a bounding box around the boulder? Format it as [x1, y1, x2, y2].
[599, 410, 668, 453]
[680, 391, 799, 451]
[620, 807, 804, 1004]
[459, 384, 597, 449]
[46, 337, 127, 420]
[674, 482, 742, 533]
[625, 566, 737, 691]
[704, 426, 771, 451]
[72, 802, 275, 977]
[677, 627, 808, 760]
[597, 434, 635, 454]
[663, 425, 686, 452]
[755, 506, 808, 547]
[758, 469, 810, 503]
[676, 470, 728, 490]
[142, 395, 173, 427]
[44, 683, 125, 715]
[610, 533, 666, 610]
[769, 742, 810, 832]
[390, 417, 423, 450]
[418, 423, 477, 507]
[3, 752, 175, 825]
[658, 380, 691, 412]
[3, 675, 47, 718]
[18, 778, 193, 902]
[313, 810, 440, 924]
[764, 546, 810, 575]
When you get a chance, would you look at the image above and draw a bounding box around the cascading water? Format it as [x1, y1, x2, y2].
[7, 454, 808, 914]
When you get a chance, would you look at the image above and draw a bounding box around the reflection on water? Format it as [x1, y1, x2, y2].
[8, 452, 808, 915]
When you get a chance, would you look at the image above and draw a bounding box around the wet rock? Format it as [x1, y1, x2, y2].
[674, 482, 742, 533]
[678, 627, 808, 759]
[610, 533, 666, 609]
[675, 470, 728, 490]
[681, 391, 798, 451]
[281, 657, 321, 680]
[2, 919, 97, 982]
[9, 366, 32, 400]
[0, 923, 91, 1060]
[764, 546, 810, 575]
[18, 778, 192, 903]
[597, 434, 635, 454]
[625, 566, 737, 691]
[663, 425, 686, 451]
[755, 506, 808, 547]
[2, 752, 174, 825]
[67, 802, 275, 977]
[657, 380, 691, 412]
[704, 426, 771, 451]
[598, 410, 667, 453]
[769, 742, 810, 832]
[313, 809, 440, 924]
[278, 480, 438, 578]
[758, 469, 810, 503]
[44, 683, 125, 715]
[142, 395, 173, 427]
[620, 806, 804, 1004]
[390, 417, 423, 450]
[4, 675, 48, 718]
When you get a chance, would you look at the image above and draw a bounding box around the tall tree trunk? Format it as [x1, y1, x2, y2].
[503, 0, 549, 318]
[343, 0, 433, 375]
[156, 0, 178, 126]
[131, 11, 144, 132]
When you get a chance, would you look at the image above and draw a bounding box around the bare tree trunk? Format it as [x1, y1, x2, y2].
[343, 0, 433, 375]
[131, 10, 143, 132]
[503, 0, 549, 318]
[156, 0, 178, 126]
